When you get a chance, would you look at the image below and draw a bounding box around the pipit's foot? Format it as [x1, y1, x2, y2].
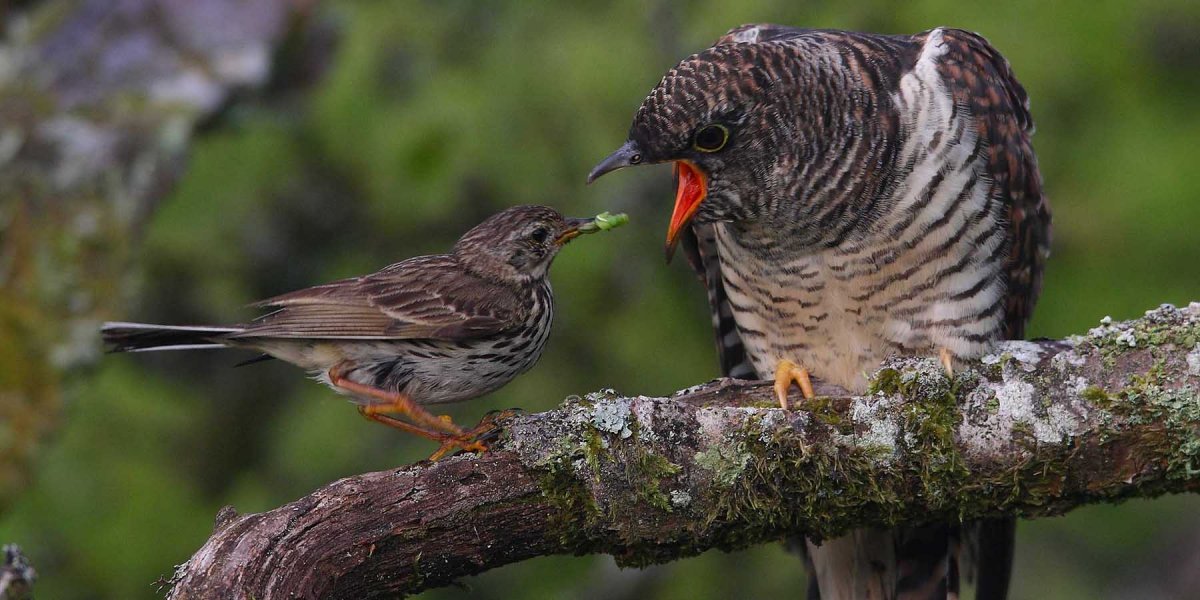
[939, 347, 954, 378]
[474, 408, 524, 444]
[427, 434, 489, 461]
[427, 409, 525, 461]
[773, 358, 815, 410]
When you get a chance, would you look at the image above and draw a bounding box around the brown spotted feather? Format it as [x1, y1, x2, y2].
[102, 205, 578, 407]
[239, 255, 525, 341]
[927, 29, 1051, 340]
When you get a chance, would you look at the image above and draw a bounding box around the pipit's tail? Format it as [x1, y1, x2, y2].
[101, 322, 241, 352]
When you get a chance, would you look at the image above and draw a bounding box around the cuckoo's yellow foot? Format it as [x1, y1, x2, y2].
[773, 359, 815, 410]
[939, 347, 955, 378]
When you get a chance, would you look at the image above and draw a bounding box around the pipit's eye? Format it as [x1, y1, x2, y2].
[693, 124, 729, 152]
[529, 227, 549, 243]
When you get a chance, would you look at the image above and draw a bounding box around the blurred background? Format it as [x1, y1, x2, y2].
[2, 0, 1200, 598]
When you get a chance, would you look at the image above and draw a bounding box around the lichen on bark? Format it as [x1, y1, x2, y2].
[501, 304, 1200, 568]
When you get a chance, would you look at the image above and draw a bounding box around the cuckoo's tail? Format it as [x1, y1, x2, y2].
[101, 322, 241, 352]
[971, 517, 1016, 600]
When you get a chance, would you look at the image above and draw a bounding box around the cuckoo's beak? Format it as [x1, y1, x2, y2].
[589, 142, 708, 263]
[587, 140, 642, 183]
[664, 160, 706, 262]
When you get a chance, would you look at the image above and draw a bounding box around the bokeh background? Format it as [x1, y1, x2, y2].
[3, 0, 1200, 598]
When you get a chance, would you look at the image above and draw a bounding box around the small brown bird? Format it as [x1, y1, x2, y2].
[103, 205, 614, 459]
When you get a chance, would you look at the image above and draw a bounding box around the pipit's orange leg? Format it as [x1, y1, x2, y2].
[939, 347, 955, 378]
[328, 365, 462, 436]
[361, 409, 488, 460]
[330, 364, 493, 460]
[356, 408, 449, 441]
[773, 359, 814, 410]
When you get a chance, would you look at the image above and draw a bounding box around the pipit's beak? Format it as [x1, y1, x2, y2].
[555, 217, 595, 245]
[587, 140, 641, 184]
[555, 213, 631, 245]
[664, 160, 706, 262]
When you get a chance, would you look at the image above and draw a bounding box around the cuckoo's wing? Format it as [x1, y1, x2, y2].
[233, 255, 524, 341]
[929, 28, 1052, 340]
[680, 224, 757, 380]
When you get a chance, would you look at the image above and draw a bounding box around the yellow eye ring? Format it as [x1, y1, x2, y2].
[693, 124, 729, 153]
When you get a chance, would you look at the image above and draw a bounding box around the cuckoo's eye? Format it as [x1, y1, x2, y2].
[693, 124, 729, 153]
[529, 227, 549, 244]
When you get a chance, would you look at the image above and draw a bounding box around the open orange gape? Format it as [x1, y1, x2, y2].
[665, 160, 707, 261]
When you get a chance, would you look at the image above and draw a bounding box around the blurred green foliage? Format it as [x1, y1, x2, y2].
[3, 0, 1200, 598]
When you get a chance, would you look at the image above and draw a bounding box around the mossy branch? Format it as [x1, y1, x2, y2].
[168, 304, 1200, 599]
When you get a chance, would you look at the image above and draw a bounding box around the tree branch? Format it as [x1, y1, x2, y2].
[169, 303, 1200, 599]
[0, 545, 35, 600]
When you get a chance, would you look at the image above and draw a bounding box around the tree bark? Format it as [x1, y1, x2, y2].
[0, 545, 35, 600]
[167, 303, 1200, 599]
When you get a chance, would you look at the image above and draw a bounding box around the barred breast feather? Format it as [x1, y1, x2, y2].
[676, 25, 1050, 600]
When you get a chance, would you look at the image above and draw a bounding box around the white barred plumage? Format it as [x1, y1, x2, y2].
[713, 28, 1006, 392]
[591, 24, 1050, 600]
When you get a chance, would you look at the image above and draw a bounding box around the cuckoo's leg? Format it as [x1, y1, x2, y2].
[939, 347, 955, 378]
[773, 358, 815, 410]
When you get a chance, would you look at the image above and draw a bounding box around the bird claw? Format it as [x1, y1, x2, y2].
[773, 359, 815, 410]
[938, 348, 954, 378]
[425, 409, 523, 461]
[427, 435, 489, 462]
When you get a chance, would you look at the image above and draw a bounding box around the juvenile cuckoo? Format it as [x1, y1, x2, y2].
[590, 25, 1051, 600]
